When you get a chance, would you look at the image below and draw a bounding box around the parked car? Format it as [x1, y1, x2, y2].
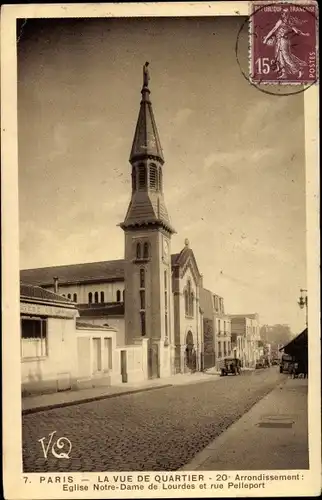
[279, 353, 293, 373]
[220, 358, 242, 376]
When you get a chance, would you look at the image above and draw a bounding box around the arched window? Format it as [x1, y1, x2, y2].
[140, 268, 145, 288]
[88, 292, 93, 304]
[143, 242, 149, 259]
[184, 289, 189, 316]
[94, 292, 99, 304]
[190, 291, 195, 317]
[132, 166, 137, 191]
[149, 164, 157, 189]
[185, 280, 194, 317]
[67, 293, 71, 299]
[73, 293, 77, 302]
[100, 291, 105, 303]
[138, 163, 146, 188]
[136, 242, 141, 260]
[116, 290, 121, 302]
[139, 268, 146, 336]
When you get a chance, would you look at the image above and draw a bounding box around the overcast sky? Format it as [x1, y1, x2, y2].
[18, 16, 307, 332]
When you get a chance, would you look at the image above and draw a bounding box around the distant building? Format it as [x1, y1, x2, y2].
[199, 288, 232, 370]
[230, 313, 261, 367]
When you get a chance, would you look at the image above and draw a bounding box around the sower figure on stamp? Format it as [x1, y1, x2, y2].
[263, 8, 310, 80]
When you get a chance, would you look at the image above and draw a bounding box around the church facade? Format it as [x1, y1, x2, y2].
[21, 65, 205, 381]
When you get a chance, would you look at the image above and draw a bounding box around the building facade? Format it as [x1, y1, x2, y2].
[230, 313, 261, 368]
[20, 284, 128, 396]
[199, 288, 232, 370]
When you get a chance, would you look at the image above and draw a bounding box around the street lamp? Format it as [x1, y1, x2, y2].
[298, 288, 308, 328]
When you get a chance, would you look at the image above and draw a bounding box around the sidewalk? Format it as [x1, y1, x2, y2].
[22, 368, 220, 415]
[181, 377, 309, 470]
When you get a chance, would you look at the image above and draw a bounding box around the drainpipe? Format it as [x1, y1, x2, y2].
[53, 276, 59, 294]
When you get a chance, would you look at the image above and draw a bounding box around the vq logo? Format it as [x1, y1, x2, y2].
[38, 431, 72, 459]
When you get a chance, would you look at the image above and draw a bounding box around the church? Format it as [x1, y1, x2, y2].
[21, 63, 213, 383]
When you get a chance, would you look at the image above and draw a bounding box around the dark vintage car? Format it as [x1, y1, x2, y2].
[220, 358, 242, 376]
[279, 353, 293, 373]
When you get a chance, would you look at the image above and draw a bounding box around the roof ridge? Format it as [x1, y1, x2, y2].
[21, 258, 125, 272]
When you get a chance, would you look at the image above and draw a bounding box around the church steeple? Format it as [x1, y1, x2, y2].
[130, 62, 164, 164]
[121, 63, 175, 235]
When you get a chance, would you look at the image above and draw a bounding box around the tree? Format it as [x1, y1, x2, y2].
[260, 324, 294, 348]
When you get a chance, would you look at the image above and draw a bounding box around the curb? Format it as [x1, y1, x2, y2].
[179, 379, 288, 471]
[22, 383, 173, 416]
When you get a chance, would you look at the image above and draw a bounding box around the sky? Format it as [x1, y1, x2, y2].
[17, 16, 307, 332]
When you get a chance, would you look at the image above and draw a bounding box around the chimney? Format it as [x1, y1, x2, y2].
[53, 276, 59, 294]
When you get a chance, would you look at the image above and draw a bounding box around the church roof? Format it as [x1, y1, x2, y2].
[20, 283, 74, 305]
[121, 191, 174, 233]
[20, 250, 196, 287]
[78, 303, 125, 317]
[20, 260, 125, 286]
[130, 64, 164, 163]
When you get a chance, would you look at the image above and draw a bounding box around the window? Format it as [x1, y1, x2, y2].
[116, 290, 121, 302]
[184, 289, 189, 316]
[138, 163, 146, 188]
[218, 342, 221, 358]
[140, 268, 145, 288]
[92, 338, 102, 373]
[143, 242, 149, 259]
[140, 312, 146, 336]
[132, 166, 137, 191]
[21, 317, 47, 359]
[94, 292, 99, 304]
[184, 280, 194, 317]
[224, 321, 226, 333]
[100, 291, 105, 303]
[62, 294, 66, 297]
[149, 164, 157, 189]
[88, 292, 93, 304]
[159, 168, 163, 192]
[140, 290, 145, 310]
[123, 290, 125, 302]
[136, 242, 141, 259]
[73, 293, 77, 302]
[67, 293, 71, 299]
[139, 268, 146, 336]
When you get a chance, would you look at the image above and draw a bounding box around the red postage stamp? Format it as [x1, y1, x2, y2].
[250, 2, 319, 84]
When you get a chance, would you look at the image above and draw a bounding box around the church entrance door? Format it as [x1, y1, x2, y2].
[148, 342, 159, 379]
[185, 331, 196, 372]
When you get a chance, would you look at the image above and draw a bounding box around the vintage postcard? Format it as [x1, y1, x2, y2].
[1, 1, 320, 499]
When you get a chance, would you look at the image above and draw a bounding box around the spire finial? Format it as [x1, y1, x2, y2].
[184, 238, 190, 248]
[143, 61, 150, 88]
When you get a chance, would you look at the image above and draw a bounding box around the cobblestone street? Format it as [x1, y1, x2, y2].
[23, 368, 284, 472]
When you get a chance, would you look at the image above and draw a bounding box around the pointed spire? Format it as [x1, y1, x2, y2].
[130, 63, 164, 164]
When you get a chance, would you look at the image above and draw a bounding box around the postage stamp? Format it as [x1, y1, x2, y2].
[1, 1, 321, 500]
[250, 1, 319, 84]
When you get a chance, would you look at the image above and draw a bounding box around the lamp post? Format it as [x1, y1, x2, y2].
[298, 288, 308, 328]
